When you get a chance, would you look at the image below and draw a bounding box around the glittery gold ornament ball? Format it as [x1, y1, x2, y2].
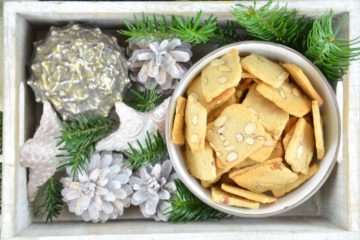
[28, 24, 130, 119]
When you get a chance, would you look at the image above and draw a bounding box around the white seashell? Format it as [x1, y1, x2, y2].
[19, 101, 64, 201]
[96, 98, 170, 152]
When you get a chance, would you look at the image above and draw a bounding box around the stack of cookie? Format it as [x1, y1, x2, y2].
[171, 49, 325, 209]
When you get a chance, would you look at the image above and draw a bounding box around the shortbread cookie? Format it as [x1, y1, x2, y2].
[221, 183, 277, 204]
[185, 94, 207, 153]
[256, 81, 312, 117]
[232, 158, 258, 170]
[171, 96, 186, 145]
[283, 125, 296, 150]
[241, 54, 288, 88]
[235, 78, 253, 102]
[229, 158, 298, 193]
[185, 143, 216, 181]
[272, 163, 319, 197]
[282, 63, 323, 105]
[284, 116, 298, 135]
[207, 95, 238, 123]
[248, 136, 277, 162]
[312, 101, 325, 159]
[187, 75, 235, 112]
[201, 49, 242, 102]
[268, 141, 285, 159]
[211, 186, 260, 209]
[207, 104, 269, 169]
[241, 71, 256, 79]
[243, 85, 289, 139]
[285, 118, 315, 174]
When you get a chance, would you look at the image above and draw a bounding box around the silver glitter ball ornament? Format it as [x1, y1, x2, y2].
[28, 24, 130, 119]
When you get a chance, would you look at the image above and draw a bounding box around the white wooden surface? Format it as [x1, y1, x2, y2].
[2, 1, 360, 239]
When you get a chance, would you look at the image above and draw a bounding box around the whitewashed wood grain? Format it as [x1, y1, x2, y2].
[2, 1, 360, 239]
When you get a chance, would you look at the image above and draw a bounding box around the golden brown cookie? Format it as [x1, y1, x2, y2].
[268, 141, 285, 159]
[284, 116, 298, 135]
[248, 136, 277, 162]
[207, 95, 238, 123]
[221, 183, 277, 204]
[201, 48, 242, 102]
[312, 101, 325, 159]
[211, 186, 260, 209]
[207, 104, 269, 169]
[229, 158, 298, 193]
[185, 94, 207, 153]
[243, 85, 289, 139]
[282, 63, 323, 105]
[185, 143, 217, 181]
[285, 118, 315, 174]
[282, 125, 296, 150]
[171, 96, 187, 145]
[241, 71, 256, 79]
[256, 81, 312, 117]
[187, 75, 235, 112]
[272, 163, 319, 197]
[241, 54, 288, 88]
[232, 158, 258, 170]
[235, 78, 254, 101]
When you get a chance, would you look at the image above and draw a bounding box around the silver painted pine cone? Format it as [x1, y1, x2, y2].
[129, 160, 177, 221]
[28, 24, 130, 119]
[61, 152, 133, 223]
[127, 39, 192, 91]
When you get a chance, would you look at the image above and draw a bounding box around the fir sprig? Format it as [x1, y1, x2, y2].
[305, 11, 360, 85]
[166, 180, 228, 222]
[232, 0, 311, 50]
[57, 115, 114, 179]
[124, 88, 162, 112]
[33, 177, 63, 223]
[210, 21, 242, 46]
[124, 131, 168, 170]
[118, 11, 218, 45]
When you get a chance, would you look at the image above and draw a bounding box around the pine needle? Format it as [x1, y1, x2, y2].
[33, 177, 63, 223]
[124, 131, 168, 170]
[232, 0, 311, 50]
[166, 180, 228, 222]
[210, 21, 243, 45]
[57, 115, 114, 179]
[118, 11, 218, 45]
[305, 10, 360, 86]
[124, 88, 162, 112]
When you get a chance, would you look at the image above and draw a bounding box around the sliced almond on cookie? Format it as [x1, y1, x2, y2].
[282, 63, 323, 105]
[256, 81, 312, 117]
[285, 118, 315, 174]
[185, 94, 207, 153]
[241, 54, 288, 88]
[201, 48, 242, 102]
[229, 158, 298, 193]
[185, 143, 216, 181]
[272, 163, 319, 197]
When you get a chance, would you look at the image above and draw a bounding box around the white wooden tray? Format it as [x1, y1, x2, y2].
[2, 1, 360, 239]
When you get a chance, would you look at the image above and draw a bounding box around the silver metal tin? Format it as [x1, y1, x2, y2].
[165, 41, 340, 217]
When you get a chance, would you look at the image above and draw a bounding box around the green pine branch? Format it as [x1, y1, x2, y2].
[124, 130, 168, 170]
[166, 180, 228, 222]
[232, 0, 311, 50]
[118, 11, 218, 45]
[57, 115, 114, 179]
[305, 11, 360, 85]
[210, 21, 243, 46]
[33, 177, 63, 223]
[124, 88, 162, 112]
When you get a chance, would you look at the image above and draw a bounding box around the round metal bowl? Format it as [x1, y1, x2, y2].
[165, 41, 340, 217]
